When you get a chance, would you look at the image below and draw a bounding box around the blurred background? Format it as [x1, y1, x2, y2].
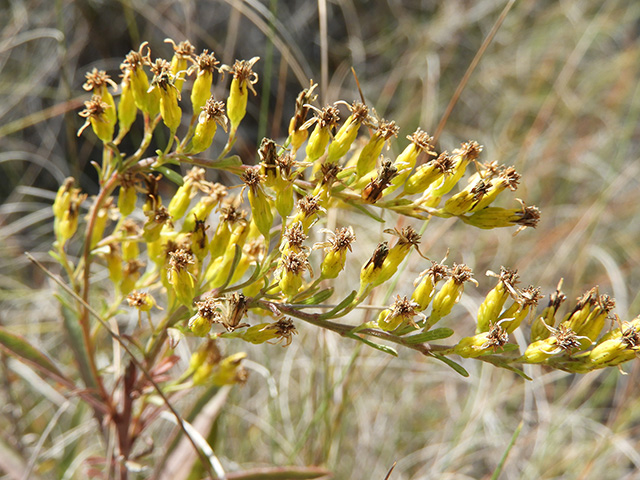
[2, 0, 640, 478]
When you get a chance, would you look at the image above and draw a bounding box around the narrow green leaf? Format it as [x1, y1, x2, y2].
[490, 421, 523, 480]
[345, 200, 385, 223]
[153, 165, 184, 186]
[403, 328, 454, 344]
[299, 288, 334, 305]
[225, 466, 332, 480]
[318, 290, 357, 319]
[58, 296, 98, 390]
[346, 333, 398, 356]
[430, 353, 469, 377]
[0, 326, 65, 381]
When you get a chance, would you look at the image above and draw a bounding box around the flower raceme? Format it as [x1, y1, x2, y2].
[61, 38, 640, 384]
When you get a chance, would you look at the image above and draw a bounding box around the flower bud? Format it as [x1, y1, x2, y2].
[240, 318, 297, 346]
[210, 352, 248, 386]
[289, 194, 326, 233]
[168, 167, 206, 220]
[182, 183, 227, 233]
[498, 286, 542, 334]
[222, 57, 259, 130]
[464, 199, 540, 233]
[530, 282, 566, 342]
[120, 259, 145, 296]
[168, 249, 197, 306]
[469, 167, 520, 212]
[209, 203, 245, 260]
[377, 296, 422, 332]
[305, 104, 340, 166]
[278, 251, 312, 298]
[83, 68, 118, 125]
[117, 173, 138, 217]
[89, 197, 114, 249]
[411, 261, 449, 311]
[56, 188, 87, 246]
[120, 43, 154, 114]
[190, 50, 219, 112]
[150, 59, 182, 133]
[288, 82, 317, 153]
[189, 295, 221, 337]
[404, 152, 454, 195]
[383, 129, 435, 196]
[165, 38, 194, 92]
[205, 219, 249, 288]
[359, 242, 389, 288]
[105, 244, 123, 285]
[117, 71, 138, 136]
[355, 119, 399, 179]
[454, 324, 509, 358]
[143, 205, 172, 243]
[427, 264, 476, 329]
[476, 268, 519, 333]
[313, 226, 356, 279]
[77, 95, 115, 143]
[241, 167, 274, 240]
[421, 141, 482, 206]
[327, 102, 369, 163]
[190, 98, 228, 154]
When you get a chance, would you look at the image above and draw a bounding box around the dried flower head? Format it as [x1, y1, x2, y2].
[221, 57, 260, 95]
[481, 324, 509, 351]
[271, 318, 298, 346]
[449, 263, 477, 286]
[281, 251, 313, 276]
[241, 166, 265, 190]
[165, 38, 195, 60]
[296, 194, 324, 218]
[407, 129, 436, 156]
[315, 226, 356, 253]
[121, 42, 151, 71]
[77, 95, 112, 136]
[191, 49, 220, 74]
[362, 160, 398, 203]
[374, 118, 400, 140]
[199, 98, 228, 131]
[303, 104, 341, 130]
[83, 68, 117, 92]
[281, 222, 308, 253]
[458, 141, 483, 161]
[168, 248, 196, 272]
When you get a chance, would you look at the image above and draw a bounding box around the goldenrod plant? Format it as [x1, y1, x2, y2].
[2, 21, 639, 478]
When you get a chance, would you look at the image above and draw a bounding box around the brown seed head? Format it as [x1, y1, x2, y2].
[482, 324, 509, 350]
[79, 95, 111, 120]
[192, 49, 220, 74]
[165, 39, 195, 59]
[449, 263, 475, 285]
[83, 68, 117, 92]
[457, 141, 483, 161]
[195, 294, 222, 321]
[374, 119, 399, 140]
[272, 318, 298, 346]
[200, 99, 228, 130]
[319, 226, 356, 253]
[282, 251, 312, 275]
[407, 129, 436, 156]
[296, 194, 324, 218]
[282, 222, 308, 252]
[121, 42, 151, 71]
[222, 57, 259, 94]
[168, 248, 195, 271]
